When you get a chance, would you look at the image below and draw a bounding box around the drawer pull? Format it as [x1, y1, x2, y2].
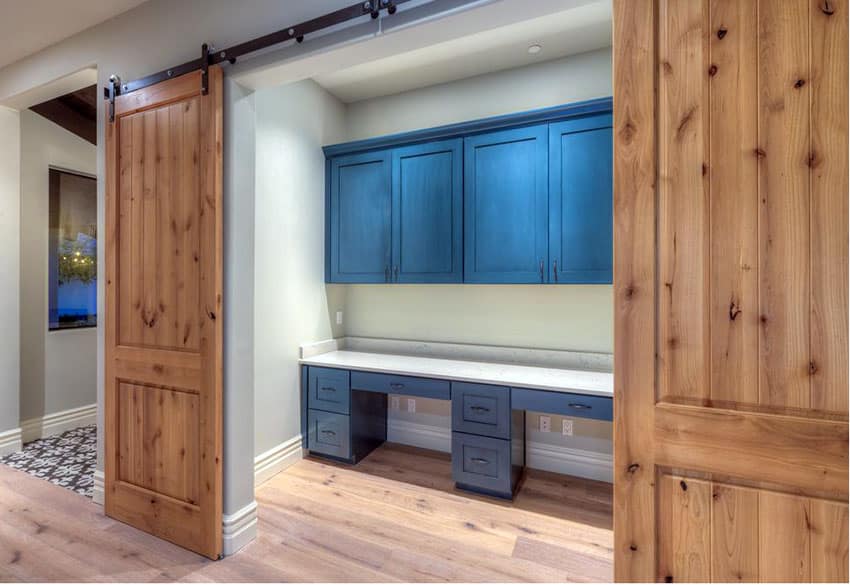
[320, 429, 337, 437]
[320, 386, 336, 392]
[470, 457, 490, 465]
[469, 405, 490, 413]
[568, 403, 592, 410]
[390, 383, 405, 390]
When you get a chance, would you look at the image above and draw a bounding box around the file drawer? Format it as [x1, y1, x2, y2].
[451, 432, 521, 499]
[307, 409, 351, 460]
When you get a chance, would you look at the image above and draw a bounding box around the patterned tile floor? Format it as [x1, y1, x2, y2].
[0, 424, 96, 498]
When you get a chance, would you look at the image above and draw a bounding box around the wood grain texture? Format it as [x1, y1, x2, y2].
[658, 0, 710, 402]
[0, 444, 612, 582]
[811, 498, 849, 582]
[759, 491, 812, 582]
[613, 0, 657, 580]
[709, 0, 760, 403]
[711, 484, 758, 582]
[105, 67, 222, 560]
[810, 0, 849, 413]
[658, 475, 712, 582]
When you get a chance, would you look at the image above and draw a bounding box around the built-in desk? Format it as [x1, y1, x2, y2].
[300, 350, 613, 499]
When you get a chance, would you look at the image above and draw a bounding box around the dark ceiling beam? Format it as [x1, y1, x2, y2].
[30, 85, 97, 145]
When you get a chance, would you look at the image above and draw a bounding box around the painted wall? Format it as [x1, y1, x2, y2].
[0, 107, 20, 436]
[19, 110, 97, 424]
[253, 80, 346, 455]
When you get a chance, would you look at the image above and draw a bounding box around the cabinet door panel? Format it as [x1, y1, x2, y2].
[392, 140, 462, 282]
[549, 115, 613, 284]
[464, 125, 548, 283]
[329, 151, 391, 283]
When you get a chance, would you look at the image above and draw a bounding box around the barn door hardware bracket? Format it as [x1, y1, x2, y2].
[103, 0, 409, 100]
[105, 75, 122, 122]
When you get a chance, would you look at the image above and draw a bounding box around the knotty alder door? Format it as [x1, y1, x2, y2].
[614, 0, 848, 581]
[104, 67, 223, 559]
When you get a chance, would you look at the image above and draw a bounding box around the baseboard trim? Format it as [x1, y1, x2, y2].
[254, 435, 303, 487]
[92, 469, 105, 505]
[20, 403, 97, 443]
[0, 427, 22, 457]
[388, 419, 613, 483]
[222, 500, 258, 557]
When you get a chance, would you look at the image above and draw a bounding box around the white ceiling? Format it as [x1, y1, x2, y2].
[0, 0, 149, 70]
[313, 0, 611, 103]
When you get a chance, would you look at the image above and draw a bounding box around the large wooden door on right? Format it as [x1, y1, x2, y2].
[614, 0, 848, 581]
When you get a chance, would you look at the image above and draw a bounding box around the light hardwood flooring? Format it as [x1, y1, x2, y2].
[0, 443, 613, 582]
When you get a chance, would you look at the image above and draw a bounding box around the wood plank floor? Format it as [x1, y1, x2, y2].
[0, 443, 612, 582]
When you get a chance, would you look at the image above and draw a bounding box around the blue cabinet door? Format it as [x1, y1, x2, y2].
[328, 151, 392, 283]
[464, 125, 548, 283]
[549, 115, 613, 284]
[392, 139, 462, 283]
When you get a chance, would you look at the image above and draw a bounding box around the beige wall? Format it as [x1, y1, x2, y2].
[19, 110, 97, 424]
[0, 107, 20, 435]
[253, 79, 346, 454]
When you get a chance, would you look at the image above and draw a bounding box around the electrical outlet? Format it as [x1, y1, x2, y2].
[407, 398, 416, 413]
[335, 310, 343, 325]
[562, 418, 574, 436]
[390, 396, 400, 410]
[539, 415, 551, 432]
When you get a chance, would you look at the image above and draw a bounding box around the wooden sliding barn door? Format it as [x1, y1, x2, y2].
[104, 67, 223, 559]
[614, 0, 848, 581]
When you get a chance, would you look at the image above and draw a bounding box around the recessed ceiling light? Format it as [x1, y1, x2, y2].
[528, 44, 542, 55]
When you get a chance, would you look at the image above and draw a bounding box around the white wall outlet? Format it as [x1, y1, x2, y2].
[562, 418, 574, 436]
[407, 398, 416, 413]
[539, 415, 551, 432]
[390, 396, 400, 410]
[335, 310, 343, 325]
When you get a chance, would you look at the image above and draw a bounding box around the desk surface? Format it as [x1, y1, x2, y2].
[300, 350, 613, 398]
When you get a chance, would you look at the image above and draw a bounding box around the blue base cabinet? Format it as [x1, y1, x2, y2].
[324, 98, 613, 285]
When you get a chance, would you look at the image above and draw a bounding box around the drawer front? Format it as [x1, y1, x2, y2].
[350, 370, 450, 400]
[307, 409, 351, 459]
[452, 432, 512, 496]
[451, 382, 511, 439]
[308, 367, 350, 414]
[511, 387, 612, 421]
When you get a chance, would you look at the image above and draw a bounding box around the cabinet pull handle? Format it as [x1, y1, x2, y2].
[470, 406, 490, 413]
[539, 259, 545, 282]
[385, 265, 390, 282]
[390, 383, 405, 390]
[471, 457, 489, 465]
[568, 403, 592, 410]
[320, 386, 336, 392]
[320, 429, 336, 436]
[553, 259, 558, 283]
[394, 265, 399, 281]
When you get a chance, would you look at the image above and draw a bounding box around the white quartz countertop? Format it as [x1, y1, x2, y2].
[299, 350, 613, 398]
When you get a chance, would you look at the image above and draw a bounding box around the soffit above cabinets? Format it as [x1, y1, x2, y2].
[313, 0, 611, 103]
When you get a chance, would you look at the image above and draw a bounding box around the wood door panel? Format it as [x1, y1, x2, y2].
[614, 0, 848, 580]
[117, 382, 200, 504]
[117, 101, 201, 351]
[656, 476, 848, 582]
[105, 67, 222, 559]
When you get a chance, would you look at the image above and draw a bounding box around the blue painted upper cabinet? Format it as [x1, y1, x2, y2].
[392, 140, 462, 283]
[328, 151, 392, 283]
[548, 114, 613, 284]
[463, 125, 549, 283]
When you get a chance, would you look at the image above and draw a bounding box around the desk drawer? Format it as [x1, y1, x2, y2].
[308, 367, 350, 414]
[307, 409, 351, 459]
[511, 387, 612, 421]
[350, 371, 450, 400]
[452, 432, 514, 498]
[452, 382, 510, 439]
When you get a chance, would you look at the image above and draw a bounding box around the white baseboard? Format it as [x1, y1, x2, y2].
[222, 500, 258, 557]
[21, 403, 97, 443]
[388, 419, 613, 483]
[0, 427, 22, 457]
[92, 469, 105, 505]
[254, 435, 303, 487]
